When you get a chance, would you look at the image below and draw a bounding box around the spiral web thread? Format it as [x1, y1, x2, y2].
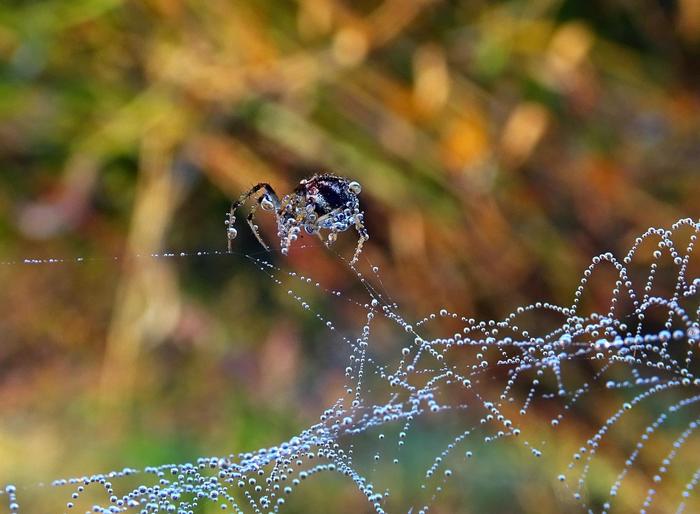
[2, 218, 700, 513]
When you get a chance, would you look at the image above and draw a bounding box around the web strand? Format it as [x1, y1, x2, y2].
[1, 218, 700, 513]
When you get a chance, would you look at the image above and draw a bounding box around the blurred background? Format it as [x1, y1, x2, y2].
[0, 0, 699, 512]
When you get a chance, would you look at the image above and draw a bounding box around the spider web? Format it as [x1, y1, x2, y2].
[2, 218, 700, 513]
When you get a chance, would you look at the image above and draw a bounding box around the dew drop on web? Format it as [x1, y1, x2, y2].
[2, 218, 700, 513]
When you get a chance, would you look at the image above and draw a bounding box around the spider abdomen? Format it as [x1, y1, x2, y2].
[297, 176, 354, 216]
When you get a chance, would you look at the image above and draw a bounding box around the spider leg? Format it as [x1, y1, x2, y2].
[246, 205, 270, 251]
[231, 183, 281, 212]
[315, 209, 363, 263]
[314, 210, 342, 247]
[280, 217, 301, 256]
[227, 183, 281, 252]
[226, 203, 238, 253]
[350, 214, 369, 266]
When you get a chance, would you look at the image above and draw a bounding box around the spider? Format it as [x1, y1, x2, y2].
[225, 173, 369, 264]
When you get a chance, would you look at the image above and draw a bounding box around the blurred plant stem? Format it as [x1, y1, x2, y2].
[98, 122, 185, 428]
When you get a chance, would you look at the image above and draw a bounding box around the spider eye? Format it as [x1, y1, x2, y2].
[260, 196, 275, 211]
[348, 181, 362, 194]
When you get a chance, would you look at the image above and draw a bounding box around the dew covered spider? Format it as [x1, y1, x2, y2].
[226, 174, 369, 264]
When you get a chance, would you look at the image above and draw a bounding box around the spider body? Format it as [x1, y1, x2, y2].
[226, 174, 368, 264]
